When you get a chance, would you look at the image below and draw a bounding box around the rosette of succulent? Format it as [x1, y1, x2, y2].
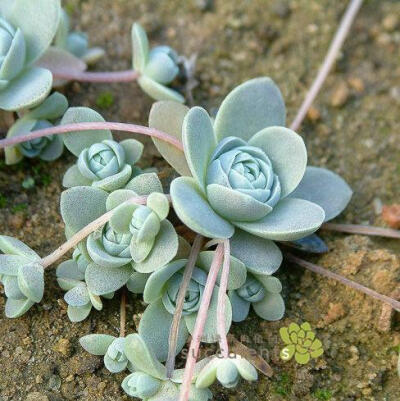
[131, 23, 184, 103]
[148, 78, 353, 250]
[4, 92, 68, 164]
[61, 107, 146, 192]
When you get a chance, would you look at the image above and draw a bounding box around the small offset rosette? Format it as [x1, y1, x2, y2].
[131, 22, 184, 103]
[80, 334, 131, 373]
[0, 235, 44, 318]
[5, 92, 68, 165]
[195, 354, 258, 389]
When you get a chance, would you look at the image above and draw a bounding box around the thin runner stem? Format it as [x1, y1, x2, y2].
[322, 223, 400, 239]
[0, 122, 184, 152]
[179, 243, 224, 401]
[52, 69, 139, 83]
[120, 288, 127, 338]
[285, 253, 400, 311]
[290, 0, 364, 131]
[217, 239, 231, 358]
[40, 195, 148, 268]
[166, 234, 204, 378]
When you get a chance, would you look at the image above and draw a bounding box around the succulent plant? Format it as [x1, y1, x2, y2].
[60, 172, 178, 297]
[0, 235, 44, 318]
[56, 256, 114, 322]
[0, 0, 61, 111]
[138, 253, 243, 361]
[53, 8, 104, 66]
[132, 23, 184, 103]
[121, 334, 212, 401]
[195, 355, 258, 389]
[149, 78, 352, 247]
[229, 273, 284, 322]
[80, 334, 132, 373]
[279, 322, 324, 364]
[61, 107, 145, 192]
[4, 92, 68, 165]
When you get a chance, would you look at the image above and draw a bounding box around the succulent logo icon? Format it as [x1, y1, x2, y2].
[279, 322, 323, 365]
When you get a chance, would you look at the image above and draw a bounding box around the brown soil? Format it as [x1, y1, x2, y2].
[0, 0, 399, 400]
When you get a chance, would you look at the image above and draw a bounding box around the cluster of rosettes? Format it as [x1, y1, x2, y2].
[56, 107, 181, 322]
[80, 332, 258, 400]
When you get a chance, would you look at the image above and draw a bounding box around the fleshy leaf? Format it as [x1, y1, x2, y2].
[171, 177, 235, 239]
[133, 220, 178, 273]
[230, 230, 283, 275]
[182, 107, 217, 189]
[197, 251, 247, 290]
[67, 303, 92, 322]
[138, 75, 185, 103]
[131, 23, 149, 72]
[0, 255, 30, 276]
[0, 236, 39, 259]
[85, 263, 133, 296]
[56, 259, 84, 281]
[253, 293, 285, 321]
[139, 300, 189, 362]
[106, 189, 137, 211]
[147, 192, 170, 220]
[207, 184, 272, 222]
[120, 139, 144, 165]
[214, 77, 286, 142]
[234, 198, 325, 241]
[249, 126, 307, 198]
[60, 186, 108, 233]
[8, 0, 61, 64]
[36, 46, 87, 86]
[64, 284, 90, 307]
[126, 272, 150, 294]
[110, 203, 138, 233]
[5, 297, 34, 318]
[0, 67, 52, 111]
[143, 259, 186, 303]
[124, 333, 167, 380]
[80, 334, 115, 356]
[29, 92, 68, 120]
[4, 276, 25, 299]
[229, 290, 251, 322]
[125, 172, 163, 195]
[63, 165, 92, 188]
[233, 357, 258, 381]
[17, 262, 44, 303]
[61, 107, 112, 156]
[289, 166, 353, 222]
[149, 101, 190, 176]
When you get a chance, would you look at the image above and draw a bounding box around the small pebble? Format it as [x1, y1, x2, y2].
[382, 204, 400, 228]
[348, 77, 365, 93]
[26, 393, 49, 401]
[307, 106, 321, 122]
[53, 338, 71, 356]
[331, 82, 350, 107]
